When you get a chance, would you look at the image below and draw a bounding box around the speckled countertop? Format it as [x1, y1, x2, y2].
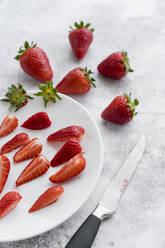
[0, 0, 165, 247]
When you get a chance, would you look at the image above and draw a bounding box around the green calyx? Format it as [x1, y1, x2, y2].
[14, 41, 37, 60]
[80, 67, 96, 88]
[69, 21, 94, 32]
[34, 80, 62, 107]
[1, 84, 33, 111]
[121, 51, 134, 74]
[124, 93, 139, 118]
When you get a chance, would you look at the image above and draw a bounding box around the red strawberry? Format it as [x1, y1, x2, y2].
[21, 112, 51, 130]
[0, 155, 10, 193]
[16, 154, 50, 186]
[0, 192, 22, 219]
[13, 138, 42, 162]
[1, 133, 30, 155]
[49, 153, 86, 183]
[47, 125, 85, 142]
[97, 51, 133, 79]
[15, 41, 53, 82]
[0, 115, 18, 138]
[101, 93, 139, 124]
[56, 67, 96, 94]
[51, 139, 82, 167]
[29, 185, 64, 213]
[69, 21, 94, 59]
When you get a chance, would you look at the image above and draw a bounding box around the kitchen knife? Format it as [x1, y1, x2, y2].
[65, 135, 145, 248]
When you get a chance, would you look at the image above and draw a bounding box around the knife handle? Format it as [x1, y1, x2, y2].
[65, 214, 101, 248]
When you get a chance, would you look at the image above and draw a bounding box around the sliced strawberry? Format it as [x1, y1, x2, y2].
[29, 185, 64, 213]
[51, 139, 82, 167]
[21, 112, 51, 130]
[1, 133, 30, 155]
[0, 191, 22, 219]
[0, 155, 10, 193]
[16, 154, 50, 186]
[49, 153, 86, 183]
[0, 115, 18, 138]
[13, 138, 42, 163]
[47, 126, 85, 142]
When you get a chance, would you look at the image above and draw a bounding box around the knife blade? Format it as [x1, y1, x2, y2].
[65, 135, 145, 248]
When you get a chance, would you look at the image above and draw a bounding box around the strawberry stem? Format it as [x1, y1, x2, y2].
[121, 51, 134, 74]
[69, 21, 94, 32]
[124, 93, 139, 118]
[80, 67, 96, 88]
[15, 41, 37, 60]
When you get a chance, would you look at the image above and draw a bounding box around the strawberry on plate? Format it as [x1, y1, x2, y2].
[29, 185, 64, 213]
[15, 41, 53, 82]
[56, 67, 96, 94]
[51, 139, 82, 167]
[97, 51, 133, 79]
[16, 154, 50, 186]
[101, 93, 139, 124]
[13, 138, 42, 162]
[69, 21, 94, 59]
[0, 192, 22, 219]
[0, 115, 18, 138]
[1, 133, 30, 155]
[49, 153, 86, 183]
[0, 155, 10, 193]
[47, 125, 85, 142]
[21, 112, 51, 130]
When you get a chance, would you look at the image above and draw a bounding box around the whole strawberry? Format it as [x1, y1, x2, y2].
[15, 41, 53, 82]
[97, 51, 133, 79]
[101, 93, 139, 124]
[56, 67, 96, 94]
[69, 21, 94, 59]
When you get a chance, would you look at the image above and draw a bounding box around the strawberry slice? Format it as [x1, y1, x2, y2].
[0, 115, 18, 138]
[1, 133, 30, 155]
[0, 155, 10, 193]
[0, 191, 22, 219]
[13, 138, 42, 163]
[16, 154, 50, 186]
[21, 112, 51, 130]
[47, 126, 85, 142]
[29, 185, 64, 213]
[51, 139, 82, 167]
[49, 153, 86, 183]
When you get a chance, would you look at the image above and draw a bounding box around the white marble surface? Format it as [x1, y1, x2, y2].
[0, 0, 165, 247]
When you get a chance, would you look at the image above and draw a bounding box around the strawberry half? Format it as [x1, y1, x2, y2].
[21, 112, 51, 130]
[97, 51, 133, 79]
[16, 154, 50, 186]
[56, 67, 96, 94]
[0, 192, 22, 219]
[15, 41, 53, 83]
[29, 185, 64, 213]
[1, 133, 30, 155]
[0, 115, 18, 138]
[49, 153, 86, 183]
[51, 139, 82, 167]
[13, 138, 42, 162]
[0, 155, 10, 193]
[69, 21, 94, 59]
[101, 93, 139, 124]
[47, 125, 85, 142]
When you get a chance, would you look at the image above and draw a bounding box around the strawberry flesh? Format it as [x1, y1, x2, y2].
[0, 115, 18, 138]
[0, 155, 10, 193]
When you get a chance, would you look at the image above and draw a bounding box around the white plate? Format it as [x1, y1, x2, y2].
[0, 92, 103, 242]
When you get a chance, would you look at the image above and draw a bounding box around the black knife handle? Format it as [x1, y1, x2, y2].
[65, 214, 101, 248]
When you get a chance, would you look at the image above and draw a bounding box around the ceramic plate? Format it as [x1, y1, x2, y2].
[0, 92, 103, 242]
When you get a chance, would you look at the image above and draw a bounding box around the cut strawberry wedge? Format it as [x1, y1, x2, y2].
[16, 154, 50, 186]
[51, 139, 82, 167]
[47, 125, 85, 142]
[0, 115, 18, 138]
[13, 138, 42, 163]
[29, 185, 64, 213]
[49, 153, 86, 183]
[0, 191, 22, 219]
[1, 133, 30, 155]
[0, 155, 10, 193]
